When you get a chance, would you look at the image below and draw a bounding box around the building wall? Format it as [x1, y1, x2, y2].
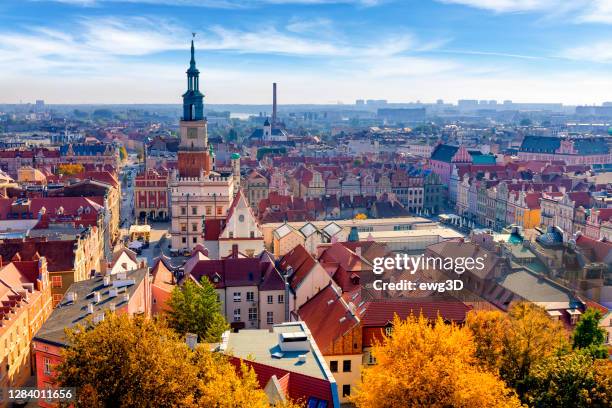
[293, 264, 334, 311]
[325, 353, 362, 404]
[259, 289, 287, 330]
[222, 285, 260, 329]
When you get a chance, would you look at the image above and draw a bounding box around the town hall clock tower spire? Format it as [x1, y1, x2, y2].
[178, 34, 211, 177]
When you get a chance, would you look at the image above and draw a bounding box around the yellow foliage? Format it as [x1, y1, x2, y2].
[352, 314, 523, 408]
[56, 313, 271, 408]
[354, 213, 368, 220]
[467, 302, 568, 396]
[57, 163, 85, 176]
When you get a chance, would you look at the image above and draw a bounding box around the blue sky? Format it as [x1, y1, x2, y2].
[1, 0, 612, 104]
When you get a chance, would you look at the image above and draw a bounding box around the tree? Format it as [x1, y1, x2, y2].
[167, 278, 229, 343]
[57, 163, 85, 176]
[119, 146, 128, 162]
[352, 315, 522, 408]
[56, 313, 271, 408]
[354, 213, 368, 220]
[467, 302, 568, 400]
[466, 309, 509, 372]
[525, 352, 612, 408]
[572, 308, 608, 359]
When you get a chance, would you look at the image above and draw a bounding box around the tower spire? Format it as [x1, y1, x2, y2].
[190, 32, 196, 69]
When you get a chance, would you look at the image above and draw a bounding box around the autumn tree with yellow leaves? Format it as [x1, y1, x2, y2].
[352, 314, 522, 408]
[467, 302, 568, 398]
[57, 163, 85, 176]
[56, 313, 271, 408]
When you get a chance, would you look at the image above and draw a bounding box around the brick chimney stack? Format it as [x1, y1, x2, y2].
[272, 83, 277, 126]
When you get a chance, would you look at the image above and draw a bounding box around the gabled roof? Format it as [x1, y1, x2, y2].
[361, 300, 470, 327]
[279, 245, 317, 290]
[297, 284, 359, 354]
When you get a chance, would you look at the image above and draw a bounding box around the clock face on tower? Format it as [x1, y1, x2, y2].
[187, 127, 198, 139]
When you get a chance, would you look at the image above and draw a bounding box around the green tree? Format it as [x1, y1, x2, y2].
[167, 278, 229, 342]
[572, 308, 608, 359]
[525, 352, 612, 408]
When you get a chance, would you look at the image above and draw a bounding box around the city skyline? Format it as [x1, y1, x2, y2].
[2, 0, 612, 104]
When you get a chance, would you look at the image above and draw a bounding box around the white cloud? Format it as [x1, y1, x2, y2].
[37, 0, 386, 8]
[560, 41, 612, 63]
[437, 0, 558, 13]
[577, 0, 612, 24]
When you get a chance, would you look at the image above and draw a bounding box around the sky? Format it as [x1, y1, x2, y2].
[1, 0, 612, 105]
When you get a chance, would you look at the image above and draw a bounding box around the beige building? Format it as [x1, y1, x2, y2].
[244, 170, 269, 214]
[217, 190, 265, 258]
[263, 216, 436, 257]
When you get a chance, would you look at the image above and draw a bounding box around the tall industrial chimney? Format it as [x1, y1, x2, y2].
[272, 82, 277, 125]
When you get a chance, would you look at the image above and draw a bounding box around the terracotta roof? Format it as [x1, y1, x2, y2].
[575, 235, 612, 263]
[361, 300, 471, 327]
[297, 284, 359, 354]
[279, 245, 317, 290]
[0, 239, 76, 272]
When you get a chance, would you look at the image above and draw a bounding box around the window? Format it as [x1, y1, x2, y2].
[329, 360, 338, 372]
[239, 214, 245, 222]
[246, 292, 254, 302]
[217, 207, 223, 215]
[385, 326, 393, 337]
[191, 206, 197, 215]
[180, 223, 187, 232]
[192, 237, 197, 244]
[248, 308, 257, 321]
[233, 292, 241, 302]
[229, 232, 234, 238]
[51, 276, 62, 288]
[43, 357, 52, 375]
[342, 384, 351, 397]
[250, 231, 255, 238]
[343, 360, 351, 372]
[267, 295, 273, 304]
[367, 352, 376, 365]
[233, 309, 241, 322]
[267, 311, 273, 325]
[206, 206, 212, 215]
[192, 223, 198, 232]
[181, 237, 187, 244]
[180, 206, 186, 215]
[278, 294, 284, 304]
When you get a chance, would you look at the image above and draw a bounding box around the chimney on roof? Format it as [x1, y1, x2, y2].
[272, 83, 277, 125]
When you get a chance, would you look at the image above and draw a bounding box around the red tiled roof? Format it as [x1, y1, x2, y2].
[0, 239, 76, 272]
[568, 191, 592, 208]
[361, 300, 470, 327]
[204, 219, 223, 241]
[279, 245, 317, 290]
[189, 257, 270, 288]
[229, 358, 334, 406]
[297, 284, 359, 354]
[575, 235, 612, 263]
[525, 192, 542, 209]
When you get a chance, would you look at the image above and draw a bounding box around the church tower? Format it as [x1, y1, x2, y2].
[178, 37, 212, 178]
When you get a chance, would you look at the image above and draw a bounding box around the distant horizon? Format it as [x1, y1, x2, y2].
[3, 1, 612, 105]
